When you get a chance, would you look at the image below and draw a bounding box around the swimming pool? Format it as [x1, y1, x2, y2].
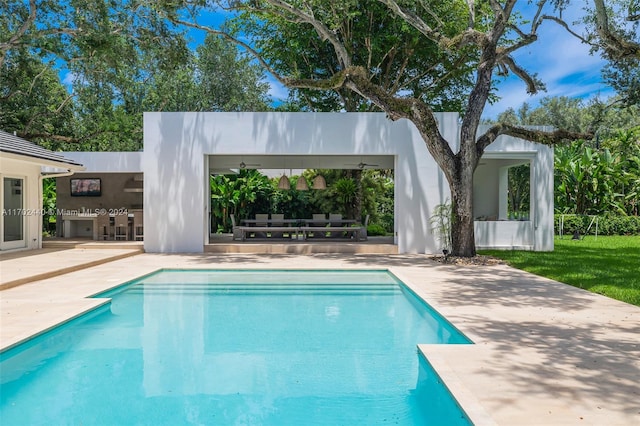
[1, 269, 472, 425]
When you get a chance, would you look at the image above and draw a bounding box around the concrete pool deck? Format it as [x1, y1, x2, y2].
[1, 250, 638, 425]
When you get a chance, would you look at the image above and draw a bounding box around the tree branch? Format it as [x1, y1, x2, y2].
[544, 1, 639, 60]
[376, 0, 447, 44]
[261, 0, 352, 67]
[498, 55, 539, 94]
[593, 0, 640, 59]
[169, 17, 292, 87]
[0, 0, 37, 69]
[542, 15, 591, 44]
[476, 123, 594, 154]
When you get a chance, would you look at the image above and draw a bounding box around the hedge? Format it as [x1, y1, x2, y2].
[555, 214, 640, 236]
[367, 223, 387, 236]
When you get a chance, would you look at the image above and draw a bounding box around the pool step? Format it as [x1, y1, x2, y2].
[107, 283, 403, 296]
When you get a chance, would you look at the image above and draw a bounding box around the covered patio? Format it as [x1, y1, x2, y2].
[140, 111, 553, 254]
[58, 111, 553, 254]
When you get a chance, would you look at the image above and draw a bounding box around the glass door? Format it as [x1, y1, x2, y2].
[2, 177, 26, 249]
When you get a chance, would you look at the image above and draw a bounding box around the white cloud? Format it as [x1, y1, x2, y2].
[62, 71, 76, 87]
[483, 11, 616, 119]
[265, 75, 290, 102]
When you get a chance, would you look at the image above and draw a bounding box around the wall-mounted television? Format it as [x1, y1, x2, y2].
[70, 178, 101, 196]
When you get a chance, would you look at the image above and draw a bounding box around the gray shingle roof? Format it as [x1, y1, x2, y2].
[0, 130, 83, 167]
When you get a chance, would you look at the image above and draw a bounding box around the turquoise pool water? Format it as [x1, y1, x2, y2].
[1, 269, 472, 425]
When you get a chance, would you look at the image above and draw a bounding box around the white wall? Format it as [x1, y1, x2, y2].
[0, 157, 43, 250]
[62, 152, 142, 172]
[135, 112, 553, 254]
[143, 112, 460, 253]
[481, 135, 554, 251]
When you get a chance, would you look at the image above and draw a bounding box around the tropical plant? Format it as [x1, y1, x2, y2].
[331, 177, 358, 219]
[508, 164, 530, 217]
[210, 170, 269, 232]
[554, 142, 623, 215]
[270, 178, 312, 219]
[429, 200, 452, 252]
[361, 170, 394, 232]
[210, 174, 242, 232]
[42, 178, 57, 235]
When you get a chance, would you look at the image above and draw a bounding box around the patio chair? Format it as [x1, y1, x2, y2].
[254, 213, 269, 238]
[270, 213, 287, 238]
[307, 213, 327, 238]
[230, 214, 243, 241]
[328, 213, 343, 238]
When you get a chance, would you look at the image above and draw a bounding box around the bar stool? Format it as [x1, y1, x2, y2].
[113, 213, 130, 240]
[96, 213, 111, 240]
[133, 210, 144, 241]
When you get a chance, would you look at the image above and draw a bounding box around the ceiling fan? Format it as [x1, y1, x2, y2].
[239, 161, 261, 169]
[346, 161, 379, 169]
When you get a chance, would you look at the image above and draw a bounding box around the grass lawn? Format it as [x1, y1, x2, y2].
[480, 235, 640, 307]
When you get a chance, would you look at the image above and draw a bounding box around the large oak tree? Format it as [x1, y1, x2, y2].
[162, 0, 590, 256]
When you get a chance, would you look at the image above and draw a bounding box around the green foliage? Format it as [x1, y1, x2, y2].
[366, 223, 386, 236]
[1, 2, 273, 150]
[597, 214, 640, 235]
[211, 168, 394, 233]
[554, 142, 621, 214]
[555, 214, 640, 236]
[554, 138, 639, 216]
[270, 175, 313, 219]
[429, 200, 452, 251]
[0, 52, 76, 144]
[602, 56, 640, 107]
[495, 97, 588, 132]
[570, 0, 640, 107]
[229, 0, 477, 112]
[195, 34, 271, 111]
[296, 169, 394, 232]
[493, 96, 640, 135]
[42, 178, 57, 235]
[492, 98, 639, 217]
[210, 169, 273, 232]
[362, 170, 394, 232]
[481, 236, 640, 306]
[332, 177, 358, 217]
[508, 164, 530, 215]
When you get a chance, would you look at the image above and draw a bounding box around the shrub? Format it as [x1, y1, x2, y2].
[555, 214, 640, 236]
[367, 223, 387, 236]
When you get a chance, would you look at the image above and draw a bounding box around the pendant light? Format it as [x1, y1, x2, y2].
[277, 173, 290, 190]
[312, 157, 326, 190]
[277, 162, 290, 190]
[296, 175, 309, 190]
[312, 174, 327, 190]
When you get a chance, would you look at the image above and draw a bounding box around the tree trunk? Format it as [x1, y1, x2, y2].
[449, 160, 477, 257]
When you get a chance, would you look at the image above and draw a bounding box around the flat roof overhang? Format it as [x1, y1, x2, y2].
[208, 154, 394, 175]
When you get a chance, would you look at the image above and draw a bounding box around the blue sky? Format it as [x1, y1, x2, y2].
[482, 9, 614, 118]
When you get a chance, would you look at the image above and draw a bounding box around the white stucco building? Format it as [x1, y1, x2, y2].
[62, 111, 554, 254]
[0, 131, 84, 251]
